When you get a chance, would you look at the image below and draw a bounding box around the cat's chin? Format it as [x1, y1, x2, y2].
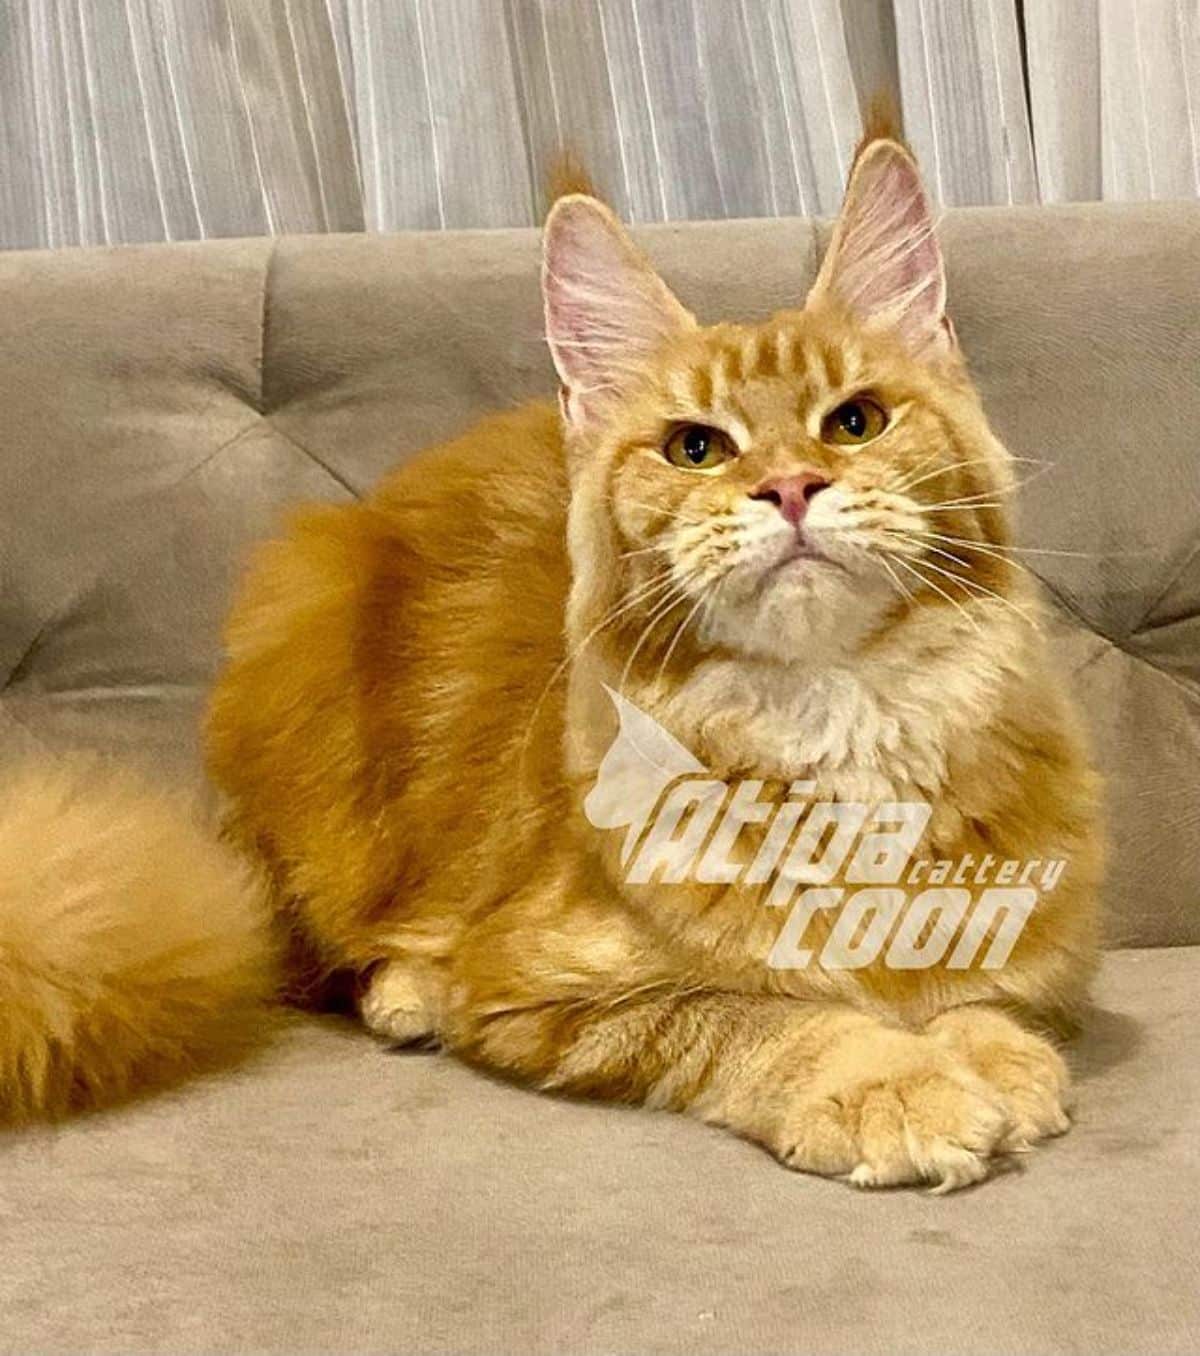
[757, 556, 849, 601]
[703, 563, 893, 667]
[729, 527, 846, 595]
[747, 541, 870, 603]
[759, 542, 841, 579]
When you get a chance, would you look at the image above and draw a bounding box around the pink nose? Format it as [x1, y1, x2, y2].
[750, 472, 831, 526]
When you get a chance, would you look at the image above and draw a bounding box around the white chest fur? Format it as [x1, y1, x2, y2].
[661, 614, 1020, 799]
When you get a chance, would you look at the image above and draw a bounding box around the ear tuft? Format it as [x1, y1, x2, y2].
[808, 138, 952, 360]
[542, 196, 694, 429]
[855, 91, 905, 154]
[544, 149, 602, 211]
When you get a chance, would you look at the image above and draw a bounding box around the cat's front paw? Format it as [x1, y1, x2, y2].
[778, 1030, 1013, 1193]
[927, 1006, 1071, 1149]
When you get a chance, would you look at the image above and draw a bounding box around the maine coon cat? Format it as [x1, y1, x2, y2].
[0, 126, 1102, 1190]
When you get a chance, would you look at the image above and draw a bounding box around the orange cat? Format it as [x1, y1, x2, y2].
[1, 130, 1103, 1189]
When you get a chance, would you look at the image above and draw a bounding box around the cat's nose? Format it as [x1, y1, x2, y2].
[750, 472, 831, 526]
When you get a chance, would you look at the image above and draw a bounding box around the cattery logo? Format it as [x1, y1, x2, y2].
[584, 687, 1064, 971]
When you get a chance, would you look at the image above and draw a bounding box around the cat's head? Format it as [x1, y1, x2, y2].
[542, 133, 1018, 677]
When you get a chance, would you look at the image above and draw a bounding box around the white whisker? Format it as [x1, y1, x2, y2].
[882, 445, 944, 495]
[916, 463, 1057, 513]
[618, 574, 702, 696]
[903, 553, 1037, 628]
[516, 564, 685, 782]
[886, 554, 983, 634]
[920, 500, 1006, 515]
[910, 539, 975, 571]
[656, 589, 712, 685]
[876, 551, 917, 607]
[906, 528, 1126, 561]
[888, 453, 1046, 499]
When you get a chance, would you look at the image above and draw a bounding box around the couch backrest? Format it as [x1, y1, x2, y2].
[2, 205, 1198, 946]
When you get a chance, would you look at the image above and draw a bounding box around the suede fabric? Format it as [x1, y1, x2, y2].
[1, 205, 1198, 1352]
[1, 950, 1196, 1356]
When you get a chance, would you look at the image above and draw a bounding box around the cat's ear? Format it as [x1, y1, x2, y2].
[543, 195, 695, 428]
[807, 137, 954, 360]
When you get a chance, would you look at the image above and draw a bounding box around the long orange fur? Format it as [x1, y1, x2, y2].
[0, 759, 277, 1120]
[2, 134, 1102, 1189]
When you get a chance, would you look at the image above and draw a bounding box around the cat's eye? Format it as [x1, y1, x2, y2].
[663, 424, 736, 471]
[821, 398, 889, 447]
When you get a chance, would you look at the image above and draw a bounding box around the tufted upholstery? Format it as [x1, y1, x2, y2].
[2, 205, 1198, 946]
[3, 209, 1200, 1356]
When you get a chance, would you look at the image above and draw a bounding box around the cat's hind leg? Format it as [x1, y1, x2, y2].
[360, 959, 441, 1047]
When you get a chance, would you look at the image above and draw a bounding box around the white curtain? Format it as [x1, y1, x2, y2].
[1, 0, 1198, 250]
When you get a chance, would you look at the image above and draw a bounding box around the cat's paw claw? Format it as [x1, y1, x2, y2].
[780, 1046, 1013, 1192]
[929, 1007, 1072, 1150]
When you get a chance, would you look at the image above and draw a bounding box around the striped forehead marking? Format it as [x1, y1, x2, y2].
[663, 323, 874, 428]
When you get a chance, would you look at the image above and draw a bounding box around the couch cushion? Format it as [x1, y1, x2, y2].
[1, 947, 1196, 1355]
[1, 205, 1198, 944]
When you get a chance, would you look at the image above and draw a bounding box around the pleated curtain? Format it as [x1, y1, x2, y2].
[1, 0, 1198, 250]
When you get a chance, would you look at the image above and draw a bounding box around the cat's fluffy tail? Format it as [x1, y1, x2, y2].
[0, 757, 279, 1122]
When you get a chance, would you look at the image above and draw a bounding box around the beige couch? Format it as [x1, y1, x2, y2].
[2, 206, 1198, 1354]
